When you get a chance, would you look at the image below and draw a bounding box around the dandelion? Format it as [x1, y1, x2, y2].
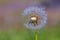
[22, 6, 47, 40]
[22, 6, 47, 30]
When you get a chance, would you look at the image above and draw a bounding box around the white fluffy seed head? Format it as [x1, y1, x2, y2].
[22, 6, 47, 30]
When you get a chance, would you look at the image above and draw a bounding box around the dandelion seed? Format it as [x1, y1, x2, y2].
[22, 6, 47, 30]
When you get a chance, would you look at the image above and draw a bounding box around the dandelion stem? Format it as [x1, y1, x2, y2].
[35, 31, 38, 40]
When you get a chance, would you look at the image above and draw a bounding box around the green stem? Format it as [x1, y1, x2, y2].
[35, 31, 38, 40]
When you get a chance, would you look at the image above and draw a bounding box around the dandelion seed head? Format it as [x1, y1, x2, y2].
[22, 6, 47, 30]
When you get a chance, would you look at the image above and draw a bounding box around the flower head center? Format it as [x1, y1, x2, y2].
[30, 16, 37, 21]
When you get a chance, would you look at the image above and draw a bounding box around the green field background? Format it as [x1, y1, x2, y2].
[0, 22, 60, 40]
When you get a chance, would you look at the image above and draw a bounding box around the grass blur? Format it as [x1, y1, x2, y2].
[0, 22, 60, 40]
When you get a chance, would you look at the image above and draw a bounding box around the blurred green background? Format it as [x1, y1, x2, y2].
[0, 22, 60, 40]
